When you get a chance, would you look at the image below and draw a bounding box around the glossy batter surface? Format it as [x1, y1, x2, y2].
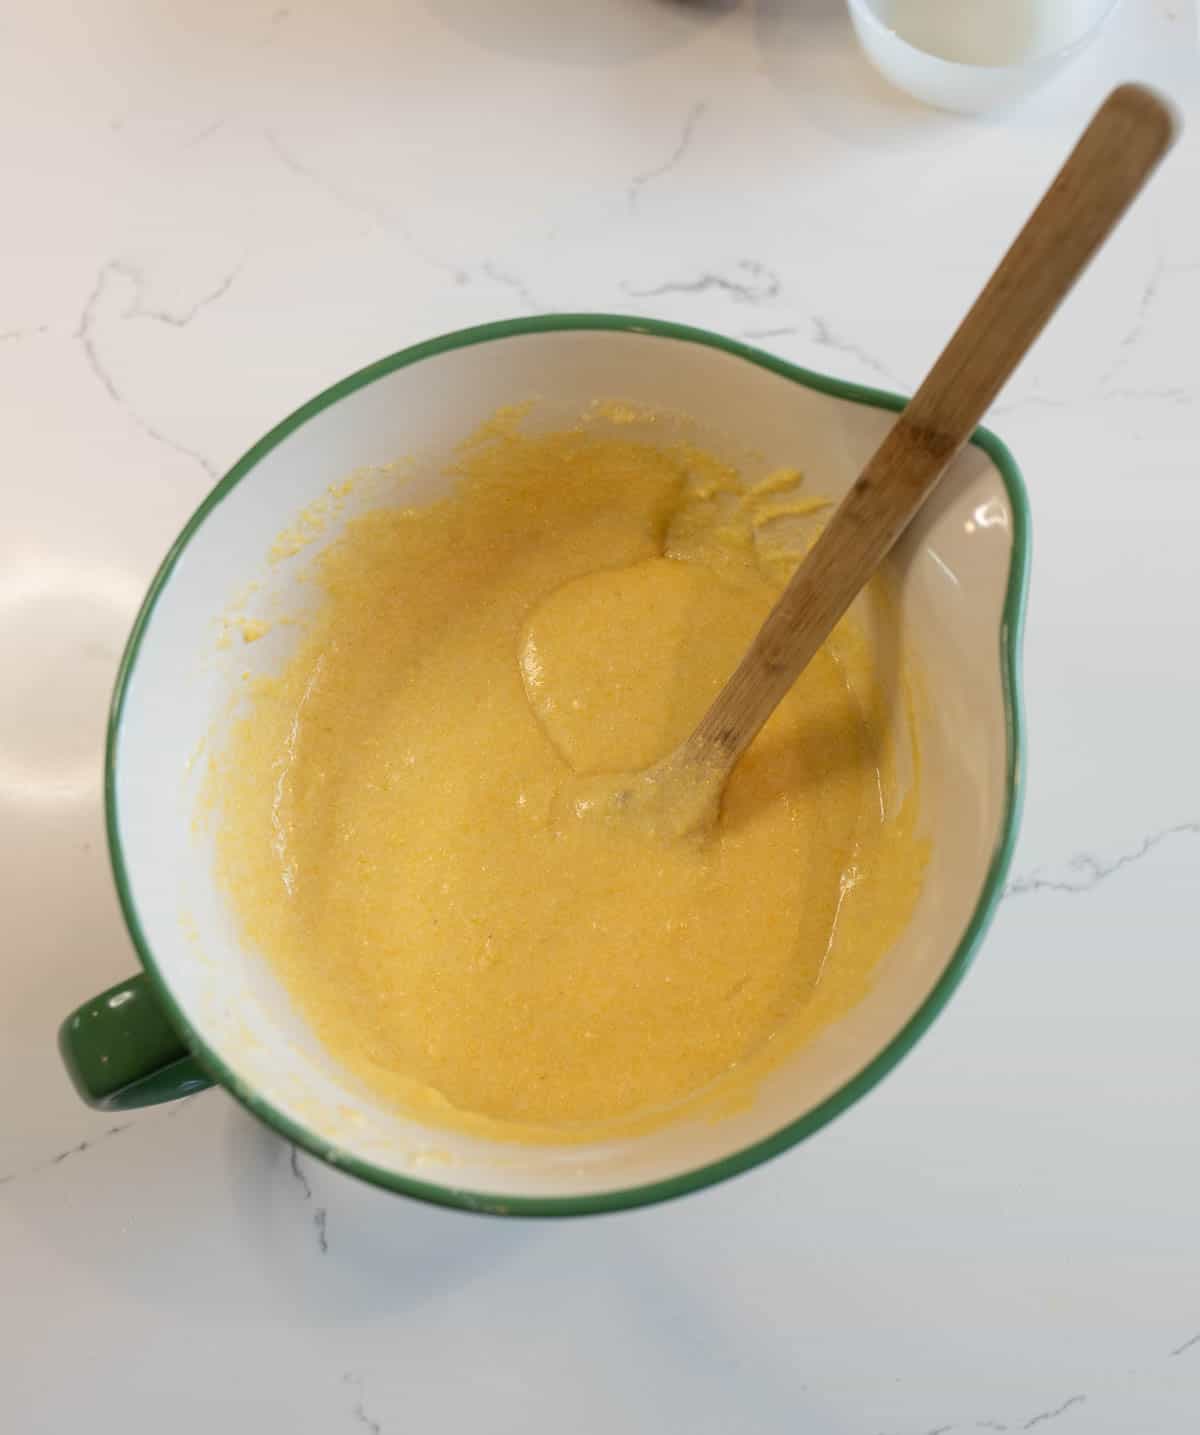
[212, 413, 927, 1138]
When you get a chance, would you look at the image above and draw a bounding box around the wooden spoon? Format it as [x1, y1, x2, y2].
[580, 84, 1177, 835]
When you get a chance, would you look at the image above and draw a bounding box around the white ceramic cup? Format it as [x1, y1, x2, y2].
[60, 317, 1028, 1216]
[847, 0, 1121, 114]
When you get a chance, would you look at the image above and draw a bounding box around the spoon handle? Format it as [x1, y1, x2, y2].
[686, 83, 1177, 776]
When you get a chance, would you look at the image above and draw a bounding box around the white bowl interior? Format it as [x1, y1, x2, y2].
[848, 0, 1118, 114]
[112, 328, 1018, 1202]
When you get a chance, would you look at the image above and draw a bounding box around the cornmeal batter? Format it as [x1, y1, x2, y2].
[212, 412, 927, 1139]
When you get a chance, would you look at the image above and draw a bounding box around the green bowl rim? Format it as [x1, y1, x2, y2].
[105, 312, 1030, 1218]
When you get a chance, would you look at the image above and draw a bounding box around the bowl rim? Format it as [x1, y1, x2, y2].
[106, 313, 1030, 1218]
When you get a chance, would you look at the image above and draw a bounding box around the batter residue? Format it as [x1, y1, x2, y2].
[211, 411, 928, 1139]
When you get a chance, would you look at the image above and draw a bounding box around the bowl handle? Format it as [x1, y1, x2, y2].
[58, 974, 213, 1110]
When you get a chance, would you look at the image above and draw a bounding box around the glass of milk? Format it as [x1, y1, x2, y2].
[847, 0, 1121, 112]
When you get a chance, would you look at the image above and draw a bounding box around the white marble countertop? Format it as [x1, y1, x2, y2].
[3, 2, 1199, 1431]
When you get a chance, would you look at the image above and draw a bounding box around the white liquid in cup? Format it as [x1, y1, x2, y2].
[871, 0, 1109, 66]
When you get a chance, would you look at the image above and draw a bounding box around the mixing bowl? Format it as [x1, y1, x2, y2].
[60, 316, 1029, 1215]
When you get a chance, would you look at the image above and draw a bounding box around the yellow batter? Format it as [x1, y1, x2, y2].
[211, 411, 928, 1140]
